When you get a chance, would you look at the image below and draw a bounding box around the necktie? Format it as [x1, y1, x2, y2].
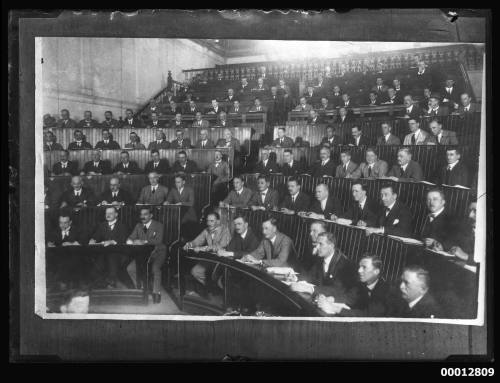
[437, 135, 442, 145]
[261, 192, 266, 204]
[428, 214, 435, 223]
[124, 164, 128, 169]
[400, 166, 405, 176]
[344, 164, 348, 173]
[292, 195, 296, 204]
[94, 162, 99, 168]
[62, 231, 68, 240]
[112, 192, 117, 198]
[151, 187, 156, 194]
[378, 86, 381, 91]
[280, 138, 283, 144]
[109, 224, 114, 231]
[143, 225, 148, 234]
[154, 163, 158, 169]
[62, 163, 66, 169]
[407, 108, 410, 114]
[75, 191, 80, 197]
[445, 166, 452, 184]
[77, 142, 81, 147]
[367, 166, 372, 177]
[411, 134, 416, 145]
[385, 207, 391, 216]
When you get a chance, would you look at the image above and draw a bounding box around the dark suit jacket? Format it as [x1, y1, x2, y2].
[128, 220, 165, 248]
[166, 186, 197, 223]
[250, 232, 296, 267]
[391, 292, 443, 318]
[280, 192, 311, 213]
[191, 120, 211, 129]
[440, 86, 461, 104]
[302, 250, 359, 304]
[98, 188, 134, 206]
[121, 117, 143, 129]
[100, 119, 120, 129]
[146, 121, 167, 130]
[216, 138, 241, 153]
[172, 160, 198, 174]
[387, 160, 424, 182]
[52, 161, 79, 176]
[310, 159, 336, 178]
[223, 187, 253, 208]
[272, 136, 295, 148]
[46, 225, 82, 246]
[56, 118, 78, 129]
[436, 161, 470, 187]
[424, 105, 449, 117]
[169, 121, 186, 130]
[137, 184, 169, 205]
[376, 134, 401, 146]
[77, 119, 99, 129]
[170, 139, 192, 149]
[429, 130, 459, 145]
[67, 141, 93, 150]
[163, 106, 183, 115]
[335, 161, 361, 178]
[339, 100, 357, 108]
[307, 116, 325, 125]
[82, 160, 112, 175]
[206, 106, 225, 115]
[377, 200, 414, 238]
[342, 197, 379, 226]
[59, 187, 96, 208]
[309, 196, 343, 218]
[280, 161, 304, 176]
[226, 227, 260, 259]
[343, 279, 393, 317]
[95, 140, 121, 150]
[147, 140, 170, 150]
[347, 134, 371, 147]
[401, 105, 422, 119]
[320, 135, 343, 147]
[144, 159, 170, 175]
[212, 120, 233, 128]
[44, 142, 64, 151]
[194, 139, 215, 149]
[113, 161, 141, 174]
[254, 160, 280, 175]
[90, 221, 129, 244]
[335, 115, 354, 124]
[457, 103, 479, 115]
[420, 209, 458, 250]
[248, 188, 280, 209]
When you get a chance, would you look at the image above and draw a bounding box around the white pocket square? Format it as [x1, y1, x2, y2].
[393, 219, 400, 225]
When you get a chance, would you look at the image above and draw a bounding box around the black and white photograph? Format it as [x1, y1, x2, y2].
[11, 9, 491, 362]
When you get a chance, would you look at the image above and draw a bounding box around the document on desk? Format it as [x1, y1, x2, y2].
[387, 235, 424, 245]
[266, 267, 297, 276]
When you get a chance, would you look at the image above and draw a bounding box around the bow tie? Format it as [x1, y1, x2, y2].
[428, 213, 436, 222]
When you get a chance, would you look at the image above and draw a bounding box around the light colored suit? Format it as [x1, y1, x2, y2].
[358, 160, 389, 179]
[222, 187, 253, 208]
[403, 129, 431, 145]
[137, 184, 169, 205]
[206, 161, 230, 185]
[250, 232, 296, 267]
[335, 161, 361, 178]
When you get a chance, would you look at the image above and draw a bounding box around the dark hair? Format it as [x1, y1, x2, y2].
[174, 172, 186, 181]
[352, 125, 362, 131]
[177, 150, 187, 156]
[61, 109, 69, 114]
[317, 231, 337, 247]
[257, 174, 270, 182]
[105, 110, 112, 115]
[126, 108, 133, 113]
[283, 149, 293, 155]
[427, 188, 446, 200]
[207, 211, 220, 221]
[446, 147, 461, 156]
[105, 205, 119, 214]
[340, 149, 352, 156]
[365, 147, 378, 156]
[360, 253, 383, 271]
[265, 217, 278, 228]
[287, 176, 301, 186]
[233, 214, 248, 223]
[311, 220, 327, 231]
[408, 117, 420, 124]
[380, 184, 397, 195]
[62, 149, 69, 156]
[120, 151, 129, 157]
[429, 118, 442, 125]
[151, 149, 159, 155]
[102, 129, 109, 134]
[278, 127, 286, 132]
[176, 129, 183, 134]
[140, 206, 153, 215]
[352, 181, 367, 192]
[74, 129, 83, 135]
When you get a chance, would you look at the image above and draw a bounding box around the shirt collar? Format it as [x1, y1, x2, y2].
[448, 160, 459, 170]
[108, 219, 117, 227]
[431, 206, 445, 218]
[240, 229, 248, 239]
[366, 278, 379, 291]
[236, 188, 243, 195]
[269, 235, 277, 244]
[359, 196, 367, 208]
[387, 200, 396, 211]
[144, 220, 152, 229]
[408, 293, 425, 309]
[323, 252, 334, 270]
[401, 162, 409, 171]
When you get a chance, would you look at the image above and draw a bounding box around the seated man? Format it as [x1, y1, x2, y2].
[98, 176, 134, 206]
[241, 218, 295, 268]
[254, 148, 280, 175]
[59, 175, 95, 208]
[289, 232, 358, 304]
[390, 266, 443, 318]
[88, 206, 129, 288]
[403, 118, 431, 145]
[52, 150, 79, 176]
[248, 174, 280, 211]
[224, 88, 238, 103]
[366, 91, 380, 106]
[386, 148, 424, 182]
[217, 215, 260, 259]
[194, 129, 215, 149]
[56, 109, 78, 129]
[251, 77, 269, 94]
[206, 150, 231, 204]
[449, 201, 477, 264]
[94, 129, 121, 150]
[320, 126, 342, 147]
[206, 99, 224, 115]
[441, 76, 461, 111]
[113, 151, 142, 174]
[81, 150, 112, 175]
[435, 147, 470, 187]
[170, 129, 192, 149]
[124, 131, 146, 149]
[67, 130, 93, 150]
[215, 128, 240, 153]
[168, 113, 185, 129]
[137, 171, 169, 205]
[280, 149, 303, 176]
[185, 100, 200, 115]
[372, 77, 388, 97]
[272, 127, 294, 148]
[172, 150, 198, 174]
[424, 94, 449, 117]
[401, 95, 422, 119]
[184, 212, 231, 296]
[365, 184, 413, 238]
[339, 182, 378, 227]
[100, 110, 120, 129]
[335, 149, 361, 178]
[280, 177, 310, 215]
[339, 93, 356, 108]
[420, 188, 459, 251]
[147, 130, 170, 150]
[358, 147, 389, 179]
[228, 100, 245, 114]
[46, 212, 82, 247]
[164, 100, 182, 116]
[248, 97, 267, 113]
[381, 87, 402, 105]
[307, 110, 324, 125]
[77, 110, 99, 129]
[146, 111, 166, 129]
[307, 183, 342, 220]
[43, 131, 64, 151]
[336, 107, 353, 124]
[43, 114, 57, 128]
[214, 111, 233, 128]
[122, 108, 143, 128]
[126, 207, 166, 303]
[428, 118, 458, 145]
[144, 149, 170, 174]
[220, 175, 253, 208]
[456, 92, 479, 115]
[192, 111, 210, 128]
[310, 147, 336, 178]
[348, 125, 371, 147]
[294, 96, 313, 112]
[238, 77, 250, 94]
[165, 172, 197, 224]
[330, 85, 342, 107]
[304, 85, 320, 105]
[376, 122, 401, 145]
[319, 97, 334, 111]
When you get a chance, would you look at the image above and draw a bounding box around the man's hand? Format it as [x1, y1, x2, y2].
[47, 242, 55, 248]
[423, 238, 435, 247]
[318, 300, 351, 315]
[309, 213, 324, 220]
[241, 254, 259, 263]
[432, 241, 444, 251]
[357, 220, 367, 227]
[217, 249, 233, 258]
[89, 239, 96, 245]
[193, 246, 207, 253]
[281, 208, 295, 215]
[101, 200, 109, 205]
[126, 239, 134, 245]
[289, 281, 315, 295]
[183, 242, 192, 251]
[103, 240, 117, 247]
[449, 246, 469, 261]
[387, 176, 399, 182]
[330, 214, 337, 221]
